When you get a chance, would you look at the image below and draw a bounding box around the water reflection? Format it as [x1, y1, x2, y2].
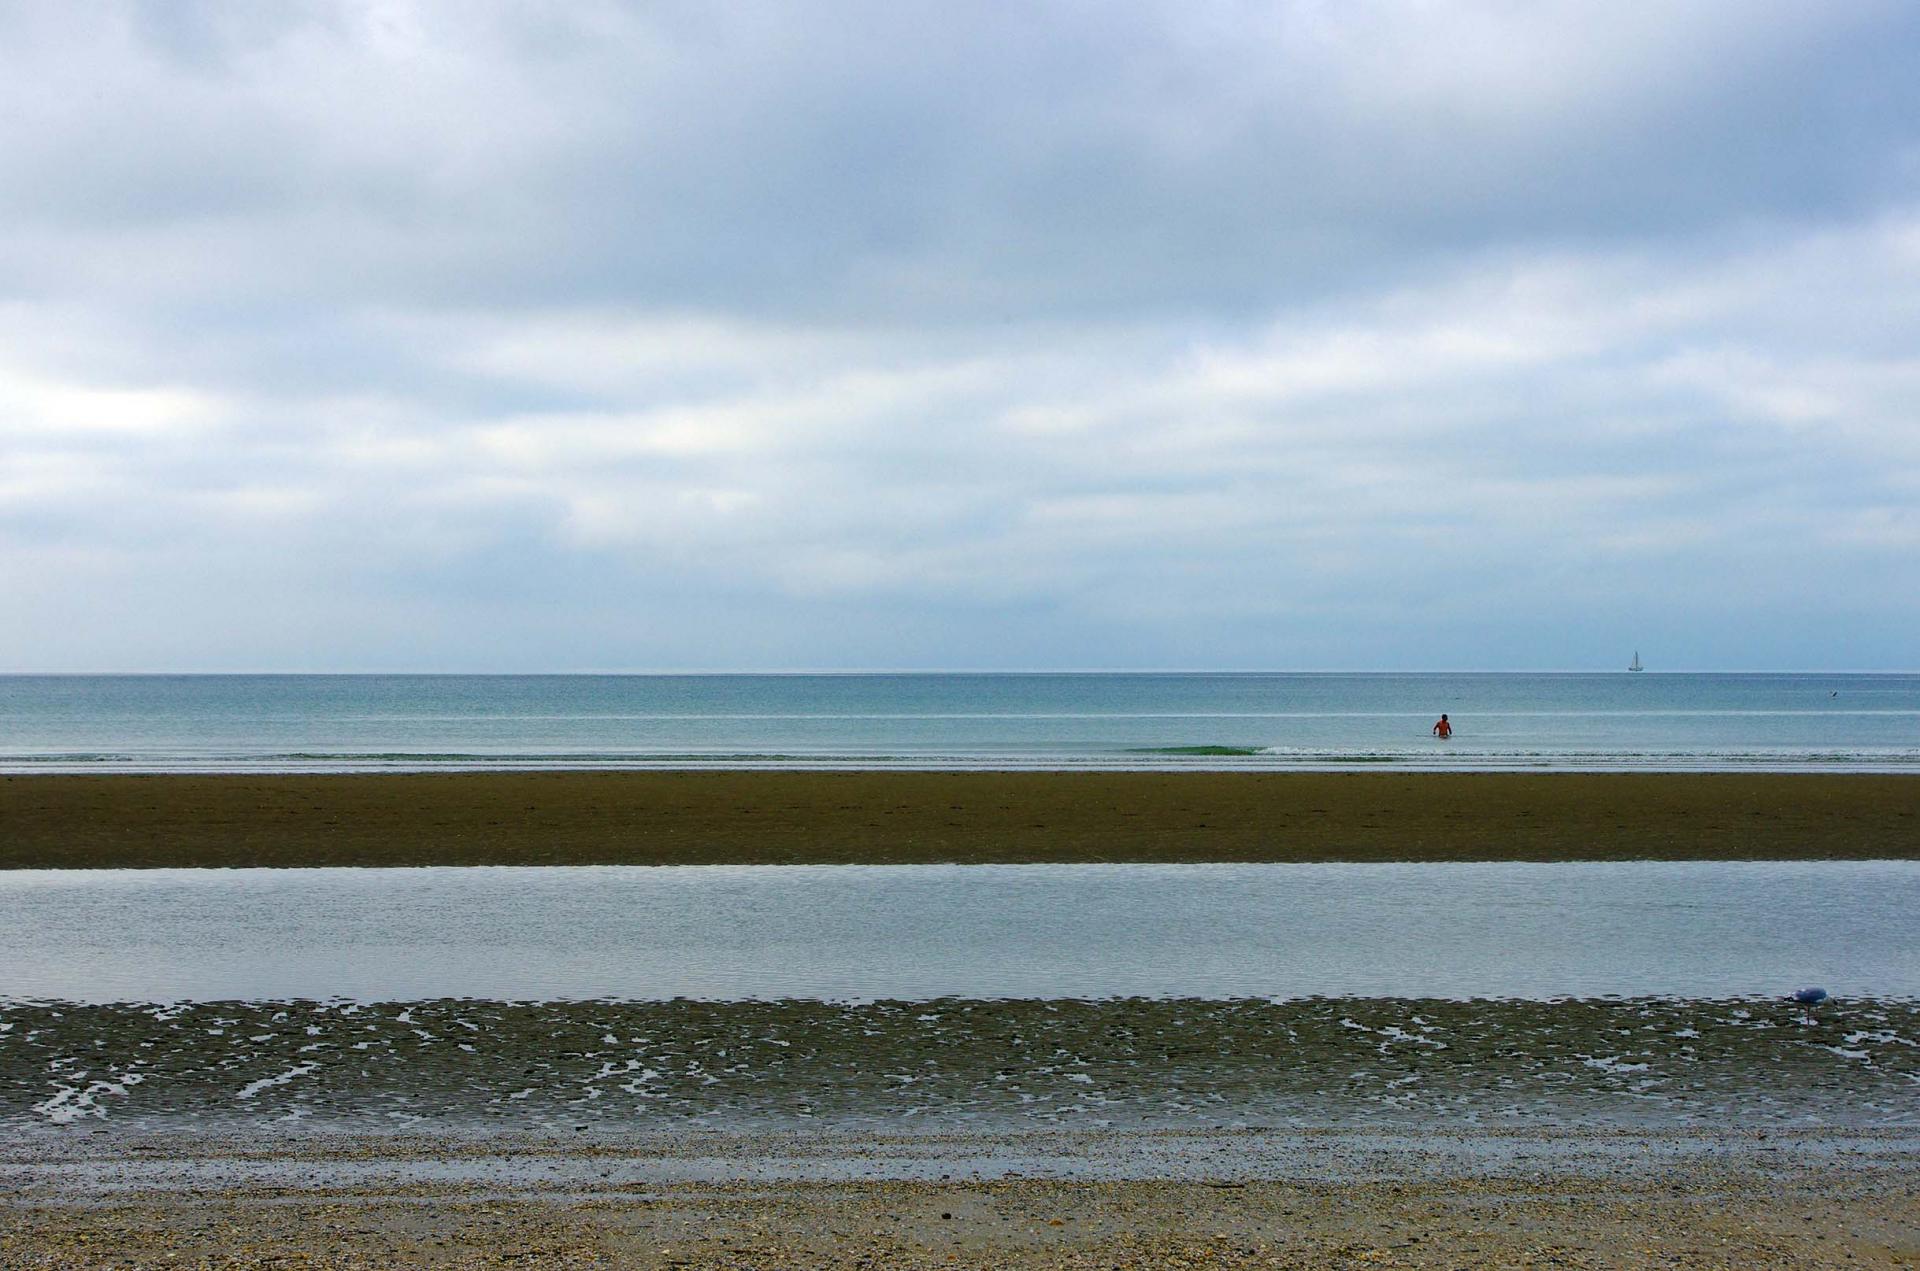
[1, 862, 1915, 1004]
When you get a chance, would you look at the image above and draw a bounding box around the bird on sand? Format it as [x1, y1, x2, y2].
[1792, 986, 1830, 1024]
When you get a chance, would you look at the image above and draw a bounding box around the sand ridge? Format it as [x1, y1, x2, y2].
[4, 770, 1917, 868]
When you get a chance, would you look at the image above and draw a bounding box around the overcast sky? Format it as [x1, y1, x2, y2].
[2, 1, 1917, 671]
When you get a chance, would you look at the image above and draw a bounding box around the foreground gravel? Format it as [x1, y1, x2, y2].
[4, 1151, 1916, 1269]
[6, 996, 1915, 1265]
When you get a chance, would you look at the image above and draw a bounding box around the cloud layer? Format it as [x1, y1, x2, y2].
[2, 1, 1917, 669]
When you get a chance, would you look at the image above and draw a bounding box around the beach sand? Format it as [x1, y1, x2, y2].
[8, 773, 1917, 1267]
[5, 1128, 1916, 1269]
[3, 770, 1917, 868]
[7, 999, 1916, 1267]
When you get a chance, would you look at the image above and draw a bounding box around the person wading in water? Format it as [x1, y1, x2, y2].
[1432, 713, 1452, 739]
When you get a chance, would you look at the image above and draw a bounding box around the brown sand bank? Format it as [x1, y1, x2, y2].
[2, 771, 1915, 869]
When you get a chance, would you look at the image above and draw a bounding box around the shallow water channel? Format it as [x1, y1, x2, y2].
[3, 861, 1915, 1003]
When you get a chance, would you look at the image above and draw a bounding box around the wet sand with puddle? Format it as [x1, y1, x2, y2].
[6, 998, 1916, 1132]
[7, 773, 1918, 1264]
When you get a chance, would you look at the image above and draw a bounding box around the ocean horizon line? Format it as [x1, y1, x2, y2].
[5, 667, 1920, 678]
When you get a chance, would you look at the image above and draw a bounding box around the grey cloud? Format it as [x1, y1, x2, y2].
[1, 2, 1918, 669]
[3, 2, 1917, 322]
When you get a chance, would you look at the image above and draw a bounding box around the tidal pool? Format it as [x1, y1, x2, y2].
[2, 861, 1914, 1003]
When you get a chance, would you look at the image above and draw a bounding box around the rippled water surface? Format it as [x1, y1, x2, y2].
[3, 672, 1916, 770]
[3, 862, 1914, 1003]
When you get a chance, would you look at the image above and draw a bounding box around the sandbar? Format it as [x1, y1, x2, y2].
[2, 770, 1915, 868]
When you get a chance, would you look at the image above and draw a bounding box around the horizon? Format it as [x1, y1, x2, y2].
[3, 666, 1915, 677]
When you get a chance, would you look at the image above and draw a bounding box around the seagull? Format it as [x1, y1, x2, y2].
[1792, 986, 1830, 1024]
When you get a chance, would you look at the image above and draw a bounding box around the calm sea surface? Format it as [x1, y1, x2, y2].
[3, 863, 1913, 1004]
[1, 672, 1916, 771]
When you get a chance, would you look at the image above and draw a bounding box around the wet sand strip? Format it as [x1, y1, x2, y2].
[3, 771, 1917, 868]
[6, 998, 1914, 1132]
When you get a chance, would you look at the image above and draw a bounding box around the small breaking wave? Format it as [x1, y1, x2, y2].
[3, 745, 1919, 774]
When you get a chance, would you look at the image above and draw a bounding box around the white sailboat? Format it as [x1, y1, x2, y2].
[1628, 651, 1644, 672]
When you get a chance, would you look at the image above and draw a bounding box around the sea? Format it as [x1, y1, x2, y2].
[1, 671, 1916, 772]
